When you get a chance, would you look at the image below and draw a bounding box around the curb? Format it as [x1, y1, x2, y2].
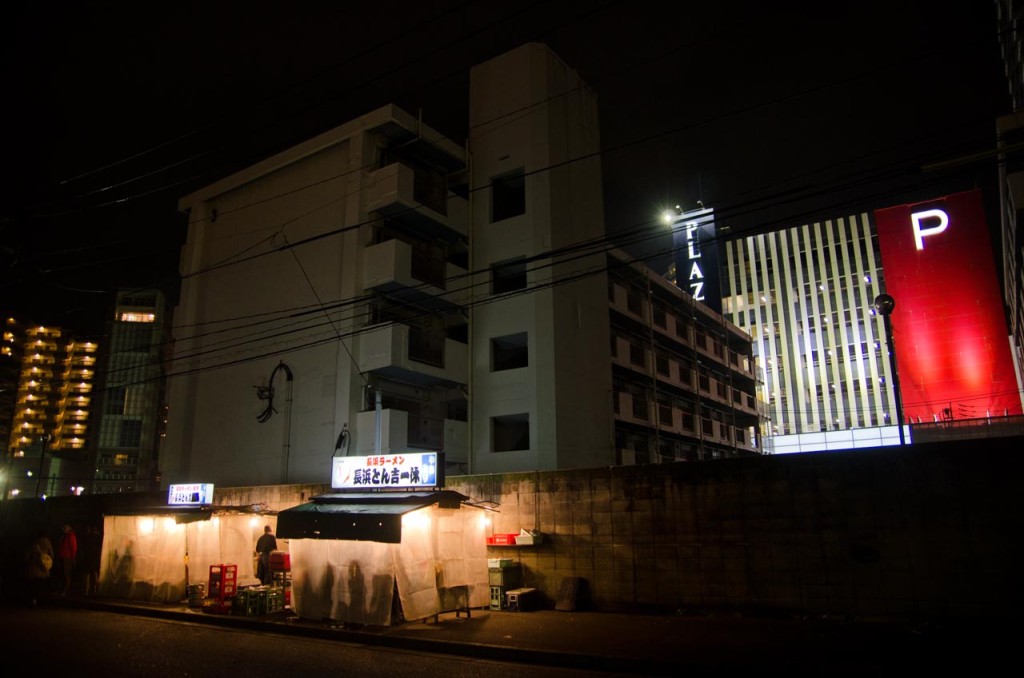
[46, 596, 683, 675]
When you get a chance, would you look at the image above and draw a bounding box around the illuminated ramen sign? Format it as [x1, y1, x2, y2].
[332, 452, 442, 490]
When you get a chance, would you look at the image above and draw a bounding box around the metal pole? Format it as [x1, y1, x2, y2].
[875, 295, 905, 446]
[375, 387, 382, 454]
[35, 437, 48, 498]
[884, 312, 906, 446]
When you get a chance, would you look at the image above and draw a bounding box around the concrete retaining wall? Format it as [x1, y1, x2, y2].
[447, 438, 1022, 621]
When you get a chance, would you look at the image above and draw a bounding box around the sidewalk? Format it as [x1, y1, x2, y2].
[42, 593, 1016, 676]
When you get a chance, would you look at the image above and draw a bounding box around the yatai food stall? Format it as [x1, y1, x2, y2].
[98, 483, 278, 604]
[276, 451, 491, 626]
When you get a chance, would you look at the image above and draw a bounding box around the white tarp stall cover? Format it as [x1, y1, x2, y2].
[281, 492, 489, 626]
[99, 511, 274, 603]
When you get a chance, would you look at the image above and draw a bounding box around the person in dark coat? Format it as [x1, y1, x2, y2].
[255, 525, 277, 586]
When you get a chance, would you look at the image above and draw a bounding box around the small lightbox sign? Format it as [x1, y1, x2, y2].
[167, 483, 215, 506]
[332, 452, 443, 490]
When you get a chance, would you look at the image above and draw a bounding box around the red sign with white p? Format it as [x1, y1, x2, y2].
[874, 188, 1022, 421]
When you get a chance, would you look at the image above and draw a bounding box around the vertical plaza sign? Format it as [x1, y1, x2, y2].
[671, 206, 721, 313]
[874, 189, 1023, 421]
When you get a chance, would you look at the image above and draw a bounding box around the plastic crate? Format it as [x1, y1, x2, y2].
[488, 567, 521, 587]
[232, 590, 258, 616]
[486, 533, 517, 546]
[269, 551, 290, 570]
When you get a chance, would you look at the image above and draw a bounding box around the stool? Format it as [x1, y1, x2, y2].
[505, 587, 536, 612]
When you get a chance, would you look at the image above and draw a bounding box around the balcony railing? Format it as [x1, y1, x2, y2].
[408, 328, 444, 368]
[357, 323, 468, 387]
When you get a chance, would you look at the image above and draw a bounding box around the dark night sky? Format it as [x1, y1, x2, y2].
[0, 1, 1011, 336]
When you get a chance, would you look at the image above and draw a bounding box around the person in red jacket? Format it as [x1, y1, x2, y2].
[57, 523, 77, 596]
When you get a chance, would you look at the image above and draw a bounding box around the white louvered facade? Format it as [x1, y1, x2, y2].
[722, 213, 899, 439]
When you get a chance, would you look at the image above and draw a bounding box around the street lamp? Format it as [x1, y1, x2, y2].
[873, 294, 905, 446]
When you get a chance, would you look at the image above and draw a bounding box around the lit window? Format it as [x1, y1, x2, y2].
[120, 312, 155, 323]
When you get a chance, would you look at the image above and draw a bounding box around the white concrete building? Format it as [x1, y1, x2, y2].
[160, 43, 761, 489]
[466, 43, 612, 473]
[164, 103, 471, 487]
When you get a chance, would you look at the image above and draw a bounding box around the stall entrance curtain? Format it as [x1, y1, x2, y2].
[98, 513, 278, 603]
[276, 491, 468, 544]
[288, 503, 489, 626]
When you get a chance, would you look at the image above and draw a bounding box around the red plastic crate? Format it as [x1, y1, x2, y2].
[486, 533, 518, 546]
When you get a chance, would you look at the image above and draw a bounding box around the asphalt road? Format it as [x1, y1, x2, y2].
[0, 604, 604, 678]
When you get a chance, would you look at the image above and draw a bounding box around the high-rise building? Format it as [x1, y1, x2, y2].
[720, 189, 1024, 453]
[994, 0, 1024, 414]
[159, 43, 762, 490]
[2, 317, 98, 498]
[996, 111, 1024, 385]
[721, 213, 899, 448]
[90, 289, 170, 494]
[994, 0, 1024, 111]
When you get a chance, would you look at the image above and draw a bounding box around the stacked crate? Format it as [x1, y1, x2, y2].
[232, 586, 284, 616]
[488, 558, 521, 610]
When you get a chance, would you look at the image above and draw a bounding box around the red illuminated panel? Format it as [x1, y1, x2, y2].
[874, 189, 1022, 421]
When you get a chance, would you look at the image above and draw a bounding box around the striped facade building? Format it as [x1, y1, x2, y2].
[721, 213, 900, 449]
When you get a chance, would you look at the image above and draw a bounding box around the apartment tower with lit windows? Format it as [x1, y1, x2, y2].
[1, 317, 98, 499]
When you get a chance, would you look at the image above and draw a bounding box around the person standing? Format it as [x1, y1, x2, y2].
[255, 525, 277, 586]
[57, 523, 77, 596]
[80, 525, 102, 596]
[24, 529, 53, 606]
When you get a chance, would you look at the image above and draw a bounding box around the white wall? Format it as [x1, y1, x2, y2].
[468, 44, 613, 473]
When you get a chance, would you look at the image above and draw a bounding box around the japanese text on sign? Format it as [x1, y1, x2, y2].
[167, 483, 214, 505]
[332, 452, 440, 490]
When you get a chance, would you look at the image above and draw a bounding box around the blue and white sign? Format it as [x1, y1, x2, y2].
[332, 452, 442, 490]
[168, 483, 215, 506]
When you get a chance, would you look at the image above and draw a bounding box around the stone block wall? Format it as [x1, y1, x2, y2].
[214, 483, 329, 514]
[446, 437, 1023, 622]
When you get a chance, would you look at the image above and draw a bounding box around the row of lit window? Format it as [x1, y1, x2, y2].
[119, 312, 155, 323]
[24, 325, 63, 338]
